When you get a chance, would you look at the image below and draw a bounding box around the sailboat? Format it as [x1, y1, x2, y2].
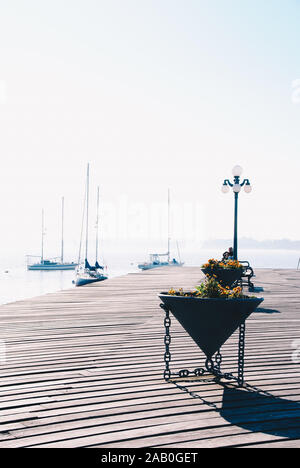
[75, 165, 108, 286]
[27, 199, 77, 271]
[138, 189, 184, 271]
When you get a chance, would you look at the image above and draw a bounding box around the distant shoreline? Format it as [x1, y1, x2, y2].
[202, 240, 300, 250]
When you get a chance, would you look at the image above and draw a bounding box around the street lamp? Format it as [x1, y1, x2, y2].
[221, 165, 252, 260]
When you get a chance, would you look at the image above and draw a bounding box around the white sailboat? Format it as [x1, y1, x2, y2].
[27, 199, 77, 271]
[75, 165, 108, 286]
[138, 189, 184, 271]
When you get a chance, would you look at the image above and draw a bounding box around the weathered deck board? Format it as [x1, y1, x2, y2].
[0, 267, 299, 448]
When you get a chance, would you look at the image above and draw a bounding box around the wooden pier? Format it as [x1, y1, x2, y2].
[0, 267, 299, 448]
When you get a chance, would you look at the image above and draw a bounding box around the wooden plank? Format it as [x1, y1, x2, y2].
[0, 267, 299, 448]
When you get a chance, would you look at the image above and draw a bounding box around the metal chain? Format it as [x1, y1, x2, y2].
[215, 350, 222, 373]
[161, 304, 172, 381]
[205, 358, 215, 372]
[238, 322, 246, 386]
[161, 305, 273, 401]
[194, 368, 205, 377]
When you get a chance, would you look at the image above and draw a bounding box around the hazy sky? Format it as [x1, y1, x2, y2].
[1, 0, 300, 260]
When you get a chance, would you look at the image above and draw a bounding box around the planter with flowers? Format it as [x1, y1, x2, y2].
[201, 258, 243, 288]
[160, 275, 263, 385]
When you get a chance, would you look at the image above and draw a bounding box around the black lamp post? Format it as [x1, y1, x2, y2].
[222, 165, 252, 261]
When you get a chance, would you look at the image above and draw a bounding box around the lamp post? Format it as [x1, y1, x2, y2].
[222, 165, 252, 261]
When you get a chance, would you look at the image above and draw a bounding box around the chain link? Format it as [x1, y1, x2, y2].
[161, 304, 172, 381]
[194, 368, 205, 377]
[238, 322, 246, 386]
[215, 350, 222, 372]
[205, 358, 215, 372]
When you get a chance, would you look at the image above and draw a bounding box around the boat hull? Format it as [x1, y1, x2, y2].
[138, 262, 184, 271]
[75, 276, 108, 287]
[28, 263, 77, 271]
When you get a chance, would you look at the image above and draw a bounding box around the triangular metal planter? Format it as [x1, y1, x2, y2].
[201, 268, 242, 288]
[159, 295, 264, 359]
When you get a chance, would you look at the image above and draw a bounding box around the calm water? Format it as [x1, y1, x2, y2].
[0, 248, 299, 306]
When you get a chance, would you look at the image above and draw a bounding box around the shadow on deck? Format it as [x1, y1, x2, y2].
[254, 307, 281, 314]
[219, 385, 300, 441]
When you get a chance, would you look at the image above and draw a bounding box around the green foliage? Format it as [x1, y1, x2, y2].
[168, 275, 249, 299]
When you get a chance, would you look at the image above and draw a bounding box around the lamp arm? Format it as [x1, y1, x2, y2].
[240, 178, 250, 187]
[224, 179, 233, 187]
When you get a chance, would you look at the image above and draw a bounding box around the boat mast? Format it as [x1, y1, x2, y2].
[61, 196, 64, 263]
[176, 240, 182, 264]
[167, 188, 170, 263]
[95, 186, 100, 263]
[41, 209, 44, 263]
[85, 164, 90, 262]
